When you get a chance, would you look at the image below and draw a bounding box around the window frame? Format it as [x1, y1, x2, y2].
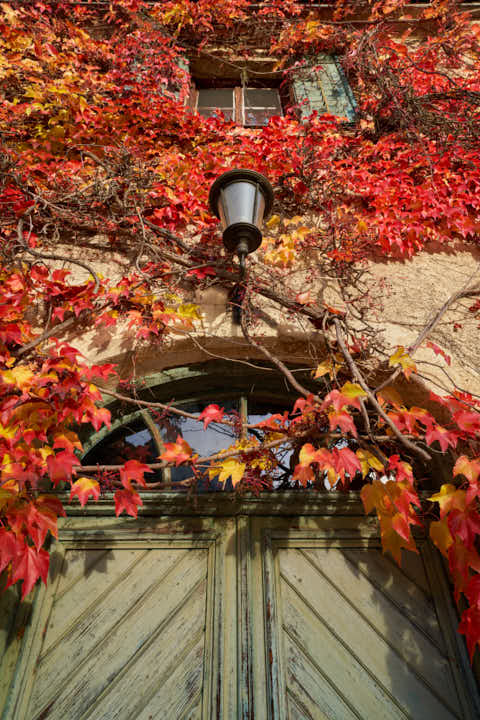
[189, 83, 284, 127]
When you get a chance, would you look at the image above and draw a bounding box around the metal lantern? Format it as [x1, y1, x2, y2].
[209, 169, 274, 275]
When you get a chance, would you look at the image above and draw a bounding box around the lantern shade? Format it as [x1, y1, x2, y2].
[209, 169, 274, 257]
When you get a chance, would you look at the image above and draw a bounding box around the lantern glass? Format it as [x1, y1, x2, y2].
[218, 181, 265, 230]
[209, 169, 274, 258]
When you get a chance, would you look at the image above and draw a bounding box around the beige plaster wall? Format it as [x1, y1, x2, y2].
[45, 239, 480, 403]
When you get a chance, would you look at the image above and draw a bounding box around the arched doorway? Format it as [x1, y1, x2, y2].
[2, 363, 480, 719]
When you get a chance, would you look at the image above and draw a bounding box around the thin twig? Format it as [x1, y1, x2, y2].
[334, 318, 431, 462]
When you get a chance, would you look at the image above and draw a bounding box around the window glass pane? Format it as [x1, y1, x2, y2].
[244, 107, 279, 127]
[83, 422, 156, 466]
[82, 393, 304, 492]
[198, 107, 234, 121]
[82, 419, 165, 485]
[198, 88, 234, 107]
[161, 400, 239, 486]
[247, 401, 293, 488]
[83, 399, 240, 489]
[244, 88, 281, 111]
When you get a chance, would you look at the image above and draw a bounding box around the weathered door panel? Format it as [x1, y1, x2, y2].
[5, 516, 237, 720]
[250, 516, 479, 720]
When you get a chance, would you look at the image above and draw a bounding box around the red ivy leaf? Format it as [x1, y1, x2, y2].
[70, 477, 101, 507]
[47, 450, 80, 486]
[187, 266, 216, 280]
[459, 606, 480, 661]
[425, 425, 457, 452]
[8, 544, 50, 600]
[160, 436, 192, 466]
[114, 488, 143, 518]
[0, 528, 20, 574]
[198, 404, 225, 430]
[426, 341, 451, 366]
[120, 460, 152, 489]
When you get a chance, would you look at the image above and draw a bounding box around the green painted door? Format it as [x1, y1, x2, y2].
[248, 516, 479, 720]
[2, 498, 479, 719]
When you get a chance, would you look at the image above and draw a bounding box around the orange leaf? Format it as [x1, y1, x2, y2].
[430, 519, 454, 556]
[160, 436, 192, 466]
[70, 477, 100, 507]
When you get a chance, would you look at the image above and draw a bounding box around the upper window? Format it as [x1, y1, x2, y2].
[188, 53, 356, 126]
[193, 85, 283, 127]
[291, 55, 357, 123]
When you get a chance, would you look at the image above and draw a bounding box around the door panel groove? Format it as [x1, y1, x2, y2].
[279, 571, 411, 720]
[341, 549, 445, 652]
[39, 548, 155, 661]
[31, 549, 208, 720]
[75, 581, 207, 720]
[297, 548, 462, 717]
[283, 625, 367, 720]
[286, 687, 316, 720]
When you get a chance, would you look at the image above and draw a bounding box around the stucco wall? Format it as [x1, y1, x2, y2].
[47, 238, 480, 406]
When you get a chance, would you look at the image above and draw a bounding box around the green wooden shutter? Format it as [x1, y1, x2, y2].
[292, 54, 356, 122]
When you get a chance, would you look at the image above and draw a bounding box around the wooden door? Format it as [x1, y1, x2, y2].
[248, 515, 480, 720]
[4, 514, 237, 720]
[2, 497, 479, 719]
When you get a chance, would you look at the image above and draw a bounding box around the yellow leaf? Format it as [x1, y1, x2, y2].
[266, 214, 280, 228]
[356, 449, 384, 478]
[0, 424, 17, 440]
[314, 359, 332, 378]
[24, 85, 43, 100]
[177, 303, 201, 321]
[313, 355, 342, 379]
[429, 519, 453, 556]
[2, 366, 34, 390]
[388, 346, 416, 379]
[1, 453, 12, 468]
[209, 458, 245, 487]
[284, 215, 303, 226]
[340, 381, 367, 401]
[299, 443, 318, 467]
[428, 484, 466, 518]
